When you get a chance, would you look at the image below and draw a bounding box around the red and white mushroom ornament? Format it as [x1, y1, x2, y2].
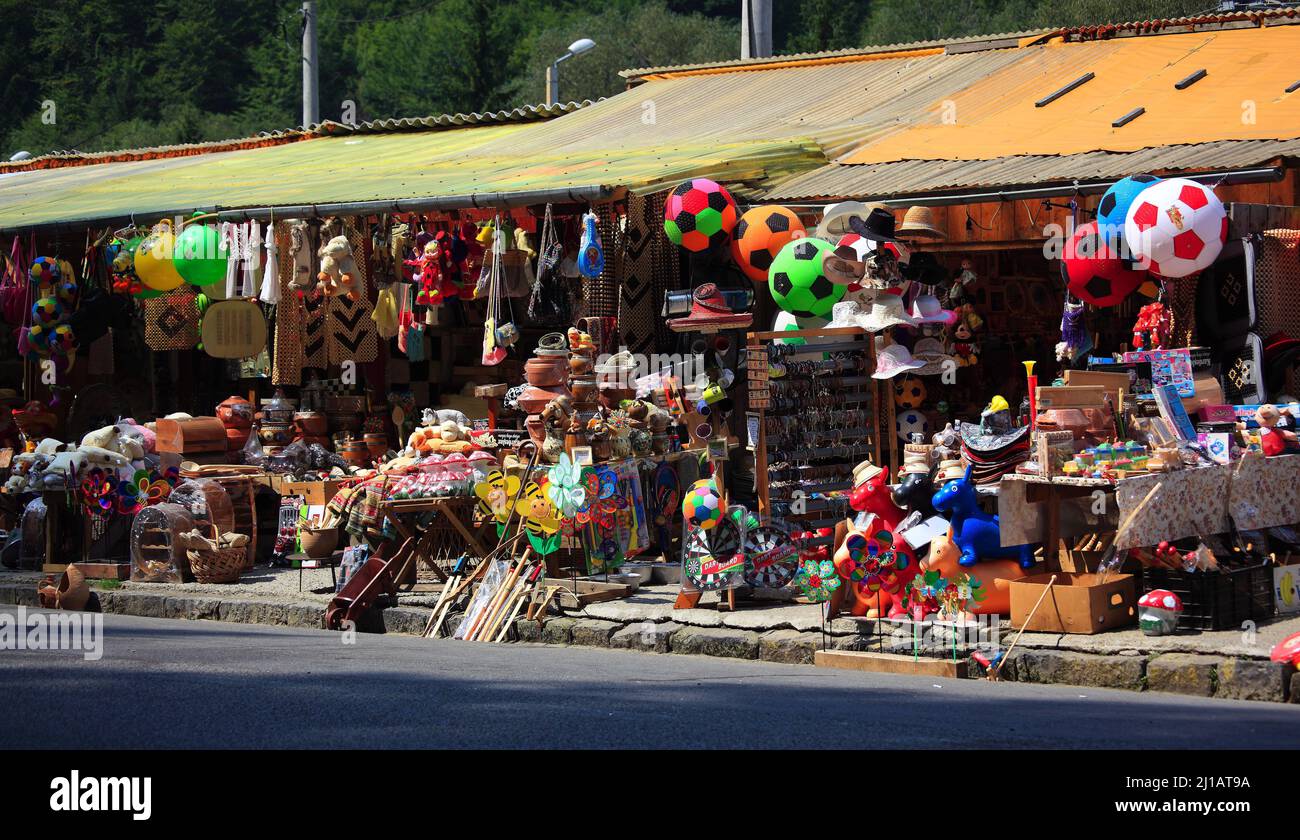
[1137, 589, 1183, 636]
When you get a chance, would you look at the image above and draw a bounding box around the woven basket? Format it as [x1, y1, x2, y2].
[186, 523, 245, 584]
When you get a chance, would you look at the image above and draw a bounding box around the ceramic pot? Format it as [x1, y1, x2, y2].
[518, 384, 570, 415]
[56, 566, 90, 611]
[569, 377, 597, 404]
[225, 427, 251, 451]
[526, 414, 545, 445]
[257, 421, 295, 447]
[300, 526, 339, 560]
[294, 410, 328, 437]
[542, 428, 565, 463]
[599, 386, 636, 409]
[565, 430, 589, 456]
[524, 358, 568, 387]
[216, 396, 254, 430]
[569, 354, 594, 376]
[326, 394, 368, 414]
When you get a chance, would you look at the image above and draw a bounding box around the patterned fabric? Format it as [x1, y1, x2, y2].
[1115, 454, 1300, 549]
[328, 223, 378, 365]
[1164, 274, 1197, 348]
[1255, 230, 1300, 397]
[618, 192, 681, 357]
[271, 221, 301, 385]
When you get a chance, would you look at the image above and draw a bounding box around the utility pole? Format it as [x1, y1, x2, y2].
[741, 0, 772, 60]
[301, 0, 319, 127]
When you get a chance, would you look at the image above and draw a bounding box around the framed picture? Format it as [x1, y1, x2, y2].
[706, 438, 730, 462]
[569, 446, 594, 466]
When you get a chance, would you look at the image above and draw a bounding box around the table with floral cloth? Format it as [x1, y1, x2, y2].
[1114, 454, 1300, 549]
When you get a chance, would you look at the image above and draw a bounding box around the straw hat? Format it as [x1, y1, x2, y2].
[852, 460, 882, 486]
[936, 459, 966, 483]
[897, 206, 947, 240]
[909, 293, 957, 326]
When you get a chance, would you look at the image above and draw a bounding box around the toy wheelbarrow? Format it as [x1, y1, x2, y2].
[323, 538, 408, 631]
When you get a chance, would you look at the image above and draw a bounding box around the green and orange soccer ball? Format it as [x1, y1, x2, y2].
[664, 179, 738, 252]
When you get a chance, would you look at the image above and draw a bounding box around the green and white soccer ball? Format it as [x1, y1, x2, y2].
[768, 238, 843, 318]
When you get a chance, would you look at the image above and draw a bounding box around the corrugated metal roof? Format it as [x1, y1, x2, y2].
[619, 31, 1049, 79]
[0, 120, 822, 230]
[843, 24, 1300, 163]
[763, 139, 1300, 201]
[491, 46, 1033, 163]
[1, 101, 592, 173]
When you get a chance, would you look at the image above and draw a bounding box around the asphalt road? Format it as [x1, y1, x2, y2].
[2, 608, 1298, 749]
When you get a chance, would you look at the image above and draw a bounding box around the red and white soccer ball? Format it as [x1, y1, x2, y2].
[1122, 178, 1227, 279]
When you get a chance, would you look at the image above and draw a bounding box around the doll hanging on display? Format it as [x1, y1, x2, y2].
[1132, 301, 1171, 350]
[407, 241, 443, 305]
[948, 305, 982, 367]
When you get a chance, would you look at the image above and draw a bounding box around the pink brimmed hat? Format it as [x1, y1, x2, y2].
[667, 283, 753, 333]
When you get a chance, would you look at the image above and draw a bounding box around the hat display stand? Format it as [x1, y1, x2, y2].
[745, 325, 893, 584]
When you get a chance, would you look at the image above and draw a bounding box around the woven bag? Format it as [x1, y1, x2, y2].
[143, 289, 200, 350]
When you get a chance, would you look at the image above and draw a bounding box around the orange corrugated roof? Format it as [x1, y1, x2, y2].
[842, 24, 1300, 164]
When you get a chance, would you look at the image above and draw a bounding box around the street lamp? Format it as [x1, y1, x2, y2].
[547, 38, 596, 106]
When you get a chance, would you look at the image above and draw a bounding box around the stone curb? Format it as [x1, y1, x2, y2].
[2, 583, 1291, 702]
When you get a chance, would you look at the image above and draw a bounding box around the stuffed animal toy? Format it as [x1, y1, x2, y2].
[931, 465, 1037, 568]
[317, 235, 361, 301]
[1255, 404, 1299, 456]
[41, 449, 87, 490]
[406, 241, 445, 306]
[427, 419, 475, 455]
[79, 424, 144, 462]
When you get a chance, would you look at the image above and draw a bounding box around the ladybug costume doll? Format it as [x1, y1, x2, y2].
[406, 241, 443, 305]
[1132, 302, 1171, 350]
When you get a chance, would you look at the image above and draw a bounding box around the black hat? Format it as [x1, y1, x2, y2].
[847, 208, 899, 243]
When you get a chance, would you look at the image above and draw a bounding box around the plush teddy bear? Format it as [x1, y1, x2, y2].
[317, 235, 361, 301]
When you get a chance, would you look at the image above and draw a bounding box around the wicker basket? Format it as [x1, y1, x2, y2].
[185, 523, 245, 584]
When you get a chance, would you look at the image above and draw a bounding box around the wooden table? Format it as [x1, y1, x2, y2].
[377, 497, 492, 589]
[1000, 474, 1116, 572]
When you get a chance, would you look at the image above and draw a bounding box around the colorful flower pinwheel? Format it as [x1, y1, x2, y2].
[796, 556, 841, 603]
[546, 453, 587, 518]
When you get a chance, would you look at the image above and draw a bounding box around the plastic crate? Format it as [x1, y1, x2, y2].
[1141, 563, 1274, 631]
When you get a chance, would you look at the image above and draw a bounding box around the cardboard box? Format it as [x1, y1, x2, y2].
[1010, 572, 1136, 634]
[1035, 385, 1106, 410]
[263, 476, 345, 505]
[1035, 430, 1076, 477]
[1063, 370, 1132, 409]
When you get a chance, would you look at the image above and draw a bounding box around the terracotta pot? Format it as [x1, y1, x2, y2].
[518, 384, 570, 415]
[56, 566, 90, 611]
[526, 414, 545, 445]
[300, 526, 339, 560]
[216, 396, 254, 429]
[599, 386, 637, 409]
[569, 354, 595, 376]
[569, 377, 597, 403]
[565, 431, 589, 455]
[294, 410, 328, 437]
[525, 357, 568, 387]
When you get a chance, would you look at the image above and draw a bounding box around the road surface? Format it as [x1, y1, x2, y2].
[2, 609, 1297, 749]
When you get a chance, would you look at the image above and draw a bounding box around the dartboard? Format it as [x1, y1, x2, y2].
[743, 524, 798, 589]
[684, 516, 741, 591]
